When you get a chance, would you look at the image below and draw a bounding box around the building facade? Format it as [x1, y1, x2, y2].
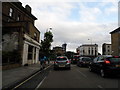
[78, 44, 98, 57]
[110, 27, 120, 56]
[53, 46, 65, 56]
[2, 2, 40, 69]
[102, 43, 112, 55]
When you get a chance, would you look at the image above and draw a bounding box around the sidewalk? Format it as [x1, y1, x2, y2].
[2, 61, 53, 89]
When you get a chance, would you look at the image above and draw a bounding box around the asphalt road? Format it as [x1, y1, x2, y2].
[13, 64, 120, 89]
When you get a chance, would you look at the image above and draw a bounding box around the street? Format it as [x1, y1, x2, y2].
[12, 64, 120, 89]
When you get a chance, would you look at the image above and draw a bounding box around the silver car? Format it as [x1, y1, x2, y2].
[54, 56, 71, 70]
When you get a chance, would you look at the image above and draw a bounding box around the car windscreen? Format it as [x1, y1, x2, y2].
[57, 57, 67, 61]
[108, 57, 120, 62]
[82, 58, 92, 61]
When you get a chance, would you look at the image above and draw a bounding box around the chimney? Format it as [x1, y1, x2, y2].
[25, 5, 32, 13]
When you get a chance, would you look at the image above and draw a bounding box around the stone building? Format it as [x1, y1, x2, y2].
[2, 2, 40, 69]
[78, 44, 98, 57]
[110, 27, 120, 56]
[102, 43, 112, 55]
[53, 46, 65, 56]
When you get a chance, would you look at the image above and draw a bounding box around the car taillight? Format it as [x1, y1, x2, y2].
[66, 61, 70, 63]
[114, 56, 119, 58]
[104, 60, 110, 64]
[54, 61, 58, 64]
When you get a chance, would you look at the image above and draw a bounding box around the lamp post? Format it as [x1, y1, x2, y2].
[88, 38, 92, 45]
[46, 27, 52, 32]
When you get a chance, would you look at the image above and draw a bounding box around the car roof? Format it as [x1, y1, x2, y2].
[98, 55, 112, 57]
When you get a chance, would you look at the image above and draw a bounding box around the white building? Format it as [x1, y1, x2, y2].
[78, 44, 98, 56]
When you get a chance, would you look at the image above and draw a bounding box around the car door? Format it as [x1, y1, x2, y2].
[92, 57, 99, 71]
[96, 56, 105, 71]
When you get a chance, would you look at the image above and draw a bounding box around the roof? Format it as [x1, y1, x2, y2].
[12, 2, 37, 20]
[102, 43, 111, 45]
[110, 27, 120, 34]
[80, 44, 98, 47]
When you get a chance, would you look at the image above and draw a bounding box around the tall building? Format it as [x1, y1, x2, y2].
[110, 27, 120, 56]
[78, 44, 98, 57]
[2, 2, 40, 69]
[102, 43, 112, 55]
[62, 43, 67, 53]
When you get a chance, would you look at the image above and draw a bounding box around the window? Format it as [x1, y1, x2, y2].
[17, 15, 20, 21]
[93, 57, 98, 63]
[34, 32, 37, 40]
[88, 47, 90, 55]
[9, 8, 13, 17]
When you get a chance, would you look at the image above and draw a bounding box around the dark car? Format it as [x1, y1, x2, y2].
[89, 55, 120, 77]
[77, 57, 92, 67]
[71, 55, 80, 64]
[54, 56, 71, 70]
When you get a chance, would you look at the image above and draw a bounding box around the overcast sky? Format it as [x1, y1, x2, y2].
[19, 0, 119, 54]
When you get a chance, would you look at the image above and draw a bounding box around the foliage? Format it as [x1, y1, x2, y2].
[40, 31, 53, 58]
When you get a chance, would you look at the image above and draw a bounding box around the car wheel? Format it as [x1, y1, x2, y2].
[68, 67, 71, 70]
[79, 64, 82, 67]
[77, 63, 79, 67]
[100, 69, 106, 77]
[89, 66, 93, 72]
[54, 67, 57, 70]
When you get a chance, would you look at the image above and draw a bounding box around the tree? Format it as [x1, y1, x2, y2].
[40, 31, 53, 58]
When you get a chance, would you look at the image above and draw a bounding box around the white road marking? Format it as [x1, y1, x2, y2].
[12, 65, 51, 90]
[76, 70, 87, 78]
[35, 76, 47, 89]
[97, 85, 103, 88]
[12, 71, 41, 90]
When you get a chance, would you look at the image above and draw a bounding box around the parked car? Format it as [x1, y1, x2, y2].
[71, 55, 80, 64]
[89, 55, 120, 77]
[54, 56, 71, 70]
[77, 57, 92, 67]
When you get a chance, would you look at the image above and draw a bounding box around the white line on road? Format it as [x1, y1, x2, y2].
[97, 85, 103, 88]
[12, 65, 52, 90]
[12, 71, 41, 90]
[35, 76, 47, 89]
[76, 70, 87, 78]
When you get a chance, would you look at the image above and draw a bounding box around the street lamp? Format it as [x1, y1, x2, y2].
[46, 27, 52, 32]
[88, 38, 92, 44]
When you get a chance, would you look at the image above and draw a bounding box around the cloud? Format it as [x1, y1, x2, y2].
[19, 0, 118, 53]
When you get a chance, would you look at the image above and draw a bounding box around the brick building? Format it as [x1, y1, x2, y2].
[2, 2, 40, 69]
[110, 27, 120, 56]
[102, 43, 112, 55]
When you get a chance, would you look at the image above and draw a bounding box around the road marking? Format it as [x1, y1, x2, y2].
[35, 76, 47, 89]
[97, 85, 103, 88]
[76, 70, 87, 78]
[12, 65, 51, 90]
[44, 65, 51, 70]
[12, 71, 41, 90]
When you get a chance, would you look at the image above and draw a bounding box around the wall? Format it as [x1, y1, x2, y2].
[111, 33, 119, 56]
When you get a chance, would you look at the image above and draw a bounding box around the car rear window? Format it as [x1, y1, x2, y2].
[57, 57, 67, 61]
[74, 56, 80, 59]
[83, 58, 92, 61]
[108, 58, 120, 62]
